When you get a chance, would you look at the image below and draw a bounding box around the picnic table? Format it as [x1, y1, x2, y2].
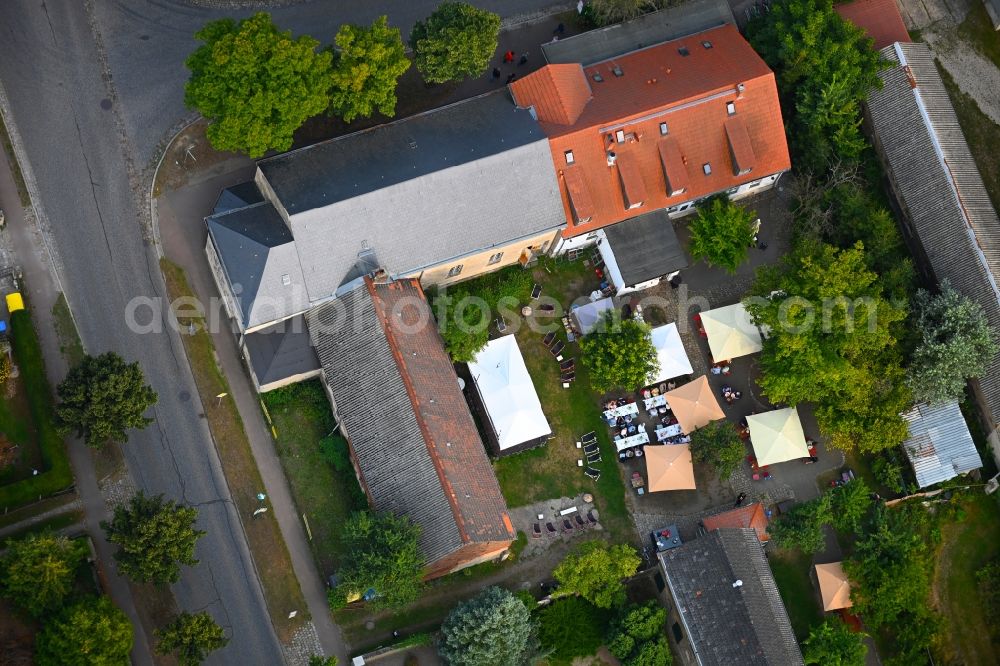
[603, 402, 639, 420]
[643, 395, 668, 411]
[656, 424, 683, 441]
[615, 429, 650, 451]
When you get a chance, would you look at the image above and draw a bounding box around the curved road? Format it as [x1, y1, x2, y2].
[0, 0, 563, 663]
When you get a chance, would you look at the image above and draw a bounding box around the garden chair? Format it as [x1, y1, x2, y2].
[585, 467, 601, 481]
[586, 452, 602, 464]
[562, 519, 575, 533]
[496, 317, 507, 333]
[550, 340, 565, 356]
[542, 331, 556, 347]
[581, 431, 597, 444]
[532, 523, 542, 538]
[583, 443, 599, 455]
[586, 510, 598, 525]
[560, 358, 574, 371]
[561, 372, 575, 382]
[575, 515, 587, 529]
[531, 283, 542, 299]
[546, 522, 557, 536]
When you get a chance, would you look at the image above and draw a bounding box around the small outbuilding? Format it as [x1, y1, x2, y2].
[902, 401, 983, 488]
[570, 297, 615, 335]
[596, 210, 688, 295]
[702, 502, 770, 542]
[467, 335, 552, 455]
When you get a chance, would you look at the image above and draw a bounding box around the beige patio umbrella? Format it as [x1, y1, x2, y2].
[700, 302, 763, 360]
[815, 562, 853, 610]
[644, 444, 696, 491]
[663, 376, 725, 433]
[747, 407, 809, 465]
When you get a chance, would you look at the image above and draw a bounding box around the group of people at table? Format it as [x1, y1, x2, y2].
[603, 391, 691, 463]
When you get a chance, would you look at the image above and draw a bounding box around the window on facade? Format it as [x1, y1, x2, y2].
[487, 252, 503, 265]
[448, 265, 463, 277]
[748, 179, 762, 189]
[702, 163, 712, 176]
[727, 187, 738, 195]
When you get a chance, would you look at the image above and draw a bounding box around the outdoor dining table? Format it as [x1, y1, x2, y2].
[615, 429, 650, 452]
[643, 395, 668, 411]
[656, 424, 683, 441]
[603, 402, 640, 420]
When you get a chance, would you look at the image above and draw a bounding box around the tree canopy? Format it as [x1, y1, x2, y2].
[410, 2, 501, 83]
[688, 420, 745, 480]
[583, 0, 668, 27]
[101, 491, 205, 584]
[688, 196, 757, 274]
[35, 596, 134, 666]
[155, 611, 229, 666]
[336, 511, 424, 609]
[803, 618, 867, 666]
[553, 542, 641, 609]
[185, 13, 333, 157]
[746, 0, 886, 173]
[55, 352, 157, 448]
[0, 532, 87, 617]
[328, 16, 410, 123]
[580, 312, 658, 393]
[438, 586, 536, 666]
[607, 601, 672, 666]
[907, 281, 998, 404]
[537, 596, 608, 664]
[745, 240, 911, 453]
[768, 494, 831, 554]
[828, 478, 872, 534]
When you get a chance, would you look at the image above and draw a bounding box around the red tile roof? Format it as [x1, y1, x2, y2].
[510, 24, 790, 237]
[702, 502, 770, 542]
[835, 0, 911, 50]
[510, 63, 593, 125]
[369, 278, 515, 547]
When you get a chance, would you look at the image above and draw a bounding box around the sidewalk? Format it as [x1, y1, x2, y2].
[154, 161, 348, 662]
[0, 132, 153, 663]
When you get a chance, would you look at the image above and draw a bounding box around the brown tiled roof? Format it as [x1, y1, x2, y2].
[835, 0, 911, 50]
[724, 115, 756, 175]
[616, 154, 649, 209]
[702, 502, 770, 542]
[510, 24, 790, 236]
[510, 64, 593, 125]
[657, 137, 690, 196]
[562, 166, 596, 223]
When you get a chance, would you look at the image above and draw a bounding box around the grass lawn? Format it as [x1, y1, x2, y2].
[937, 62, 1000, 216]
[262, 380, 366, 577]
[934, 493, 1000, 664]
[768, 547, 824, 641]
[487, 258, 631, 542]
[159, 258, 308, 642]
[51, 293, 84, 367]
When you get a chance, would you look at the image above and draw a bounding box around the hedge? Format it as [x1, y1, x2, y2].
[0, 309, 73, 509]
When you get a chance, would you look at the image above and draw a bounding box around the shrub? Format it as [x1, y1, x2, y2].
[689, 420, 745, 480]
[607, 601, 672, 666]
[580, 312, 658, 394]
[537, 597, 607, 664]
[688, 196, 757, 273]
[438, 586, 536, 666]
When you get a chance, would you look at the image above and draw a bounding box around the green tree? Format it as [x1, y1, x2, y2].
[607, 601, 672, 666]
[584, 0, 668, 27]
[746, 0, 886, 173]
[35, 596, 134, 666]
[537, 597, 608, 664]
[185, 13, 333, 157]
[0, 532, 87, 617]
[101, 491, 205, 584]
[410, 2, 501, 83]
[907, 281, 998, 404]
[828, 479, 872, 534]
[873, 455, 906, 494]
[336, 511, 423, 609]
[803, 618, 867, 666]
[580, 312, 658, 393]
[745, 241, 911, 453]
[155, 611, 229, 665]
[309, 657, 339, 666]
[55, 352, 157, 448]
[769, 494, 831, 553]
[328, 16, 410, 123]
[688, 196, 757, 273]
[688, 420, 745, 480]
[553, 542, 640, 609]
[438, 586, 536, 666]
[435, 290, 491, 363]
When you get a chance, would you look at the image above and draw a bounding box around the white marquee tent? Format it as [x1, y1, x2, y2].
[571, 297, 615, 335]
[648, 323, 694, 385]
[468, 335, 551, 452]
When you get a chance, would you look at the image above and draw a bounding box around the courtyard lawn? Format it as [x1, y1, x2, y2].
[768, 548, 824, 641]
[262, 379, 366, 576]
[488, 258, 631, 542]
[934, 493, 1000, 664]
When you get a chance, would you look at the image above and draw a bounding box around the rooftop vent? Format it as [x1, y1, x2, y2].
[615, 130, 626, 143]
[678, 46, 689, 57]
[612, 65, 624, 77]
[607, 151, 617, 167]
[593, 72, 604, 82]
[407, 138, 417, 149]
[659, 122, 668, 136]
[726, 101, 736, 115]
[281, 274, 291, 286]
[702, 40, 713, 49]
[737, 82, 746, 93]
[703, 163, 712, 175]
[564, 150, 575, 164]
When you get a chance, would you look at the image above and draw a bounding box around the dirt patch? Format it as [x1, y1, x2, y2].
[153, 119, 244, 197]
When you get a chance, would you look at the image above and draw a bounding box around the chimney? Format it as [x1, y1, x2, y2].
[736, 82, 746, 99]
[606, 150, 617, 167]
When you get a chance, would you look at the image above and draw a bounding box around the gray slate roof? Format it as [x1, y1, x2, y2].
[602, 209, 687, 286]
[206, 202, 309, 329]
[659, 528, 803, 666]
[242, 315, 319, 389]
[902, 401, 982, 488]
[257, 91, 566, 302]
[867, 42, 1000, 429]
[542, 0, 734, 65]
[213, 181, 263, 215]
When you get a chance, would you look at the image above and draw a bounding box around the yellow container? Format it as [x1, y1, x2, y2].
[5, 292, 24, 313]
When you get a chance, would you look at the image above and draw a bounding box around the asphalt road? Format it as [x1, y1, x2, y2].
[0, 0, 565, 663]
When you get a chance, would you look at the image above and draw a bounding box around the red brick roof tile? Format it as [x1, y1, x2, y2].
[510, 64, 593, 125]
[702, 503, 770, 542]
[835, 0, 911, 50]
[725, 115, 757, 175]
